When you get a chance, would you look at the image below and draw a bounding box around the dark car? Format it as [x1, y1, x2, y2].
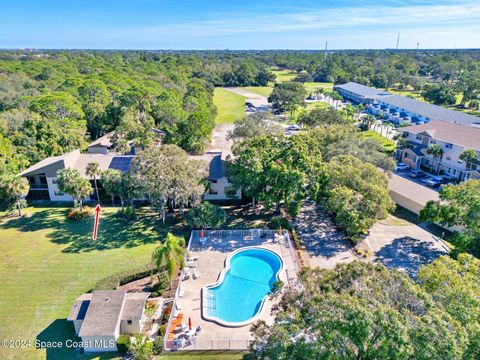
[245, 101, 254, 108]
[409, 169, 426, 178]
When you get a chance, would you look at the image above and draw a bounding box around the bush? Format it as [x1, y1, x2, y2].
[66, 206, 94, 220]
[117, 335, 130, 354]
[186, 201, 227, 229]
[94, 263, 156, 290]
[158, 324, 167, 337]
[269, 216, 291, 230]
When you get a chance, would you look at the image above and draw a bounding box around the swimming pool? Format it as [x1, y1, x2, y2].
[202, 247, 283, 327]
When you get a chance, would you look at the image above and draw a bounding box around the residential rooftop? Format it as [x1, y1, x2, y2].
[334, 82, 391, 99]
[381, 95, 480, 126]
[401, 120, 480, 151]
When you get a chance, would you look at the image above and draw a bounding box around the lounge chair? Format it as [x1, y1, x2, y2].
[185, 260, 197, 268]
[178, 286, 185, 297]
[187, 256, 199, 261]
[182, 269, 192, 280]
[193, 270, 200, 279]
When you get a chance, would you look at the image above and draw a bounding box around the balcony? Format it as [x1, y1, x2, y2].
[30, 184, 48, 190]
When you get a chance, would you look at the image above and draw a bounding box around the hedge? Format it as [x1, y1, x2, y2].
[94, 263, 157, 290]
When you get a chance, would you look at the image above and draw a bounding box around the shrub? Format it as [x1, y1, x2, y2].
[66, 206, 94, 220]
[158, 324, 167, 337]
[117, 335, 130, 354]
[94, 263, 156, 290]
[186, 202, 227, 229]
[269, 216, 291, 230]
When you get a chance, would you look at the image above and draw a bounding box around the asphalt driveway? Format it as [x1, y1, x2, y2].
[295, 201, 355, 269]
[366, 218, 449, 277]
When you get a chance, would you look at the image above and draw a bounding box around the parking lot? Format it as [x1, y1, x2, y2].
[393, 167, 455, 192]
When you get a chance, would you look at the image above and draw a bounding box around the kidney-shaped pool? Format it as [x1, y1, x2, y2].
[202, 247, 283, 327]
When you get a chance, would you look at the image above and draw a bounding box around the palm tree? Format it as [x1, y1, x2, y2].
[3, 176, 30, 217]
[460, 149, 478, 179]
[426, 144, 444, 174]
[152, 233, 186, 289]
[86, 162, 101, 204]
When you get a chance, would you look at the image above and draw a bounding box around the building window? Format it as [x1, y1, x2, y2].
[446, 143, 453, 149]
[127, 320, 132, 325]
[27, 177, 36, 185]
[39, 177, 47, 184]
[416, 135, 422, 141]
[54, 191, 64, 196]
[51, 179, 57, 184]
[430, 140, 436, 144]
[210, 179, 218, 184]
[209, 189, 218, 195]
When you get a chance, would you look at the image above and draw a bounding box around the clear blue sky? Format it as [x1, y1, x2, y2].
[1, 0, 479, 49]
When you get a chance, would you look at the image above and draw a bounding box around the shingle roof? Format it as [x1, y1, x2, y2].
[67, 293, 92, 321]
[78, 291, 126, 337]
[381, 95, 480, 126]
[334, 82, 390, 99]
[121, 292, 150, 320]
[19, 149, 81, 176]
[190, 150, 226, 180]
[87, 132, 114, 148]
[402, 120, 480, 150]
[72, 290, 149, 337]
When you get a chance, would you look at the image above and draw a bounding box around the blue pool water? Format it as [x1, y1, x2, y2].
[204, 248, 283, 325]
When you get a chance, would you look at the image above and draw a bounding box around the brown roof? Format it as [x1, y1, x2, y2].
[401, 120, 480, 151]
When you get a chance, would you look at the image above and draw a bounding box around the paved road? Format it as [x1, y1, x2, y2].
[223, 87, 269, 107]
[295, 201, 356, 269]
[207, 123, 234, 156]
[367, 220, 448, 277]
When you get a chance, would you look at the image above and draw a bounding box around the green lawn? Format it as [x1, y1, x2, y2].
[213, 88, 245, 124]
[361, 131, 396, 153]
[271, 69, 296, 82]
[242, 86, 272, 97]
[0, 206, 187, 360]
[303, 82, 334, 92]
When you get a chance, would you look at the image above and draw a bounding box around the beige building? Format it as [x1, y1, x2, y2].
[397, 120, 480, 180]
[68, 290, 150, 352]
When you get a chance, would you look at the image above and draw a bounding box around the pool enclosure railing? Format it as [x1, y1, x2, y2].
[163, 228, 299, 351]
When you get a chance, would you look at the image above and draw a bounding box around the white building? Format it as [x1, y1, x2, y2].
[68, 290, 150, 352]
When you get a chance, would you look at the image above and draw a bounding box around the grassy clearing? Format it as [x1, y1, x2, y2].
[0, 206, 187, 360]
[213, 88, 245, 124]
[361, 131, 396, 153]
[271, 69, 296, 82]
[242, 86, 272, 97]
[304, 82, 334, 92]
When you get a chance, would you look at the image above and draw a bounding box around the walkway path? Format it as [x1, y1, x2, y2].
[295, 201, 356, 269]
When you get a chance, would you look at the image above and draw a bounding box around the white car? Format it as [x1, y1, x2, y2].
[395, 163, 409, 171]
[286, 124, 300, 131]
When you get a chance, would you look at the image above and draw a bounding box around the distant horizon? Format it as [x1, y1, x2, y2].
[1, 1, 479, 49]
[1, 47, 479, 51]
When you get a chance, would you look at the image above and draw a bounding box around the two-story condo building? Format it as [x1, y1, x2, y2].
[397, 120, 480, 180]
[333, 82, 391, 104]
[334, 82, 480, 127]
[19, 132, 238, 202]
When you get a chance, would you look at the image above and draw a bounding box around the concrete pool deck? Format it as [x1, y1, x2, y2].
[165, 230, 298, 351]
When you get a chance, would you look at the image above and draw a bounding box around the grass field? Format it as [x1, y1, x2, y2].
[0, 206, 187, 360]
[213, 88, 245, 124]
[271, 69, 296, 82]
[361, 130, 396, 153]
[242, 86, 272, 97]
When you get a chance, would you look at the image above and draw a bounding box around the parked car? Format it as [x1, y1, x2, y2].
[395, 162, 409, 171]
[286, 124, 300, 131]
[426, 178, 442, 188]
[409, 169, 426, 178]
[425, 176, 450, 188]
[245, 101, 254, 107]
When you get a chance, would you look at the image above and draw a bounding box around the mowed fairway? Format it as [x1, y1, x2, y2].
[213, 88, 245, 124]
[0, 206, 185, 360]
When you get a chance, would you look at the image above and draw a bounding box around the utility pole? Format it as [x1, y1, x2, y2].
[396, 33, 400, 50]
[324, 41, 328, 61]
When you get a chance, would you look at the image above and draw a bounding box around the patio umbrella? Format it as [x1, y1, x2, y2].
[188, 317, 192, 331]
[200, 228, 204, 239]
[278, 226, 282, 236]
